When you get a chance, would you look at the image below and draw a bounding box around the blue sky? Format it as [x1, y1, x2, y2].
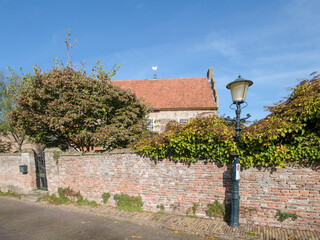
[1, 0, 319, 121]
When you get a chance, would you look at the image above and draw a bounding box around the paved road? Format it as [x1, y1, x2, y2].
[0, 197, 209, 240]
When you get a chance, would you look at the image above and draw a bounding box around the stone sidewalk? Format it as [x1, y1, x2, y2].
[13, 194, 320, 240]
[71, 205, 319, 240]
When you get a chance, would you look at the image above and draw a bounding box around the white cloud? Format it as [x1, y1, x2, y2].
[189, 34, 240, 58]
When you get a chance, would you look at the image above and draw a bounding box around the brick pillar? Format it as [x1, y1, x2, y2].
[44, 148, 63, 193]
[21, 149, 37, 193]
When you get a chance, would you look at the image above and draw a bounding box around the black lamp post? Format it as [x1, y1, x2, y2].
[226, 75, 253, 227]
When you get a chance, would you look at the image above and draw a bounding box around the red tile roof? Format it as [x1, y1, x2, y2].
[112, 77, 217, 110]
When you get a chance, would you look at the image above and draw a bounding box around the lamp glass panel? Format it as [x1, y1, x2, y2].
[230, 81, 249, 103]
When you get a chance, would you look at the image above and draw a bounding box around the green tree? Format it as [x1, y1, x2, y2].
[11, 64, 150, 151]
[240, 72, 320, 167]
[0, 69, 28, 152]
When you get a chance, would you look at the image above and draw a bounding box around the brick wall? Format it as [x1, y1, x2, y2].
[45, 149, 320, 231]
[0, 150, 36, 194]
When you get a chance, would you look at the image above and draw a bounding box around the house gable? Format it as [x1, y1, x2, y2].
[112, 75, 218, 110]
[112, 68, 219, 131]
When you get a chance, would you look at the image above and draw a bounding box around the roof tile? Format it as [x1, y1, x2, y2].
[112, 77, 217, 109]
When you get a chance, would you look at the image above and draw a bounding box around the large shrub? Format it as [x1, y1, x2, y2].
[239, 72, 320, 167]
[11, 66, 150, 151]
[0, 69, 28, 152]
[134, 73, 320, 167]
[134, 116, 236, 164]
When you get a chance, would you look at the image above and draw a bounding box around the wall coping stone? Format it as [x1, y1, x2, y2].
[43, 148, 320, 171]
[0, 152, 21, 156]
[44, 148, 134, 157]
[104, 148, 134, 154]
[22, 149, 35, 153]
[44, 148, 63, 153]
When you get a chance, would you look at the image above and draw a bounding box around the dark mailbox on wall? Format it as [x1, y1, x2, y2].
[19, 165, 28, 174]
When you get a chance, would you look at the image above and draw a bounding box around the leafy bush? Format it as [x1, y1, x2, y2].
[0, 190, 21, 199]
[240, 73, 320, 167]
[192, 202, 200, 216]
[157, 204, 165, 211]
[76, 196, 99, 207]
[113, 193, 143, 212]
[206, 200, 226, 218]
[9, 30, 150, 151]
[0, 69, 27, 152]
[186, 202, 200, 217]
[134, 73, 320, 167]
[41, 187, 98, 207]
[11, 65, 150, 151]
[42, 193, 70, 205]
[275, 210, 300, 222]
[102, 192, 111, 204]
[58, 186, 81, 199]
[134, 116, 236, 164]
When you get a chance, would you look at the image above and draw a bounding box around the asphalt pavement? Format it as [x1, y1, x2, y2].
[0, 197, 210, 240]
[1, 196, 319, 240]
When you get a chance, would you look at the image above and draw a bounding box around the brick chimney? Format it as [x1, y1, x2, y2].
[207, 68, 219, 107]
[207, 68, 213, 80]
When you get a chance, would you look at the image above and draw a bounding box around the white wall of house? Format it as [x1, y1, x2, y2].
[148, 109, 218, 132]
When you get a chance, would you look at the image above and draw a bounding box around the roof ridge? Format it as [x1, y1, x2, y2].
[112, 76, 217, 109]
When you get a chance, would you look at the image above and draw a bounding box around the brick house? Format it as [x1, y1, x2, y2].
[112, 68, 218, 132]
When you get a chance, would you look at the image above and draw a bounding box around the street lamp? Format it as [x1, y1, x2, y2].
[226, 75, 253, 227]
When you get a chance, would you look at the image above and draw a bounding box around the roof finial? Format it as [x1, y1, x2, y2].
[238, 74, 241, 78]
[152, 66, 158, 79]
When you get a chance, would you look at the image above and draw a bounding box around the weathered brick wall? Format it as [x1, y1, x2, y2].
[240, 167, 319, 230]
[45, 149, 320, 231]
[0, 150, 36, 194]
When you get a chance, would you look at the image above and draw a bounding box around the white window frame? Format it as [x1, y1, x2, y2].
[146, 119, 154, 131]
[179, 118, 189, 124]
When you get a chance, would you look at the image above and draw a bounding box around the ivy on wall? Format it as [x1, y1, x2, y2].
[134, 73, 320, 167]
[134, 116, 236, 165]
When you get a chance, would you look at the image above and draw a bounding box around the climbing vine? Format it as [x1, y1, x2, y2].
[134, 116, 236, 164]
[134, 73, 320, 167]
